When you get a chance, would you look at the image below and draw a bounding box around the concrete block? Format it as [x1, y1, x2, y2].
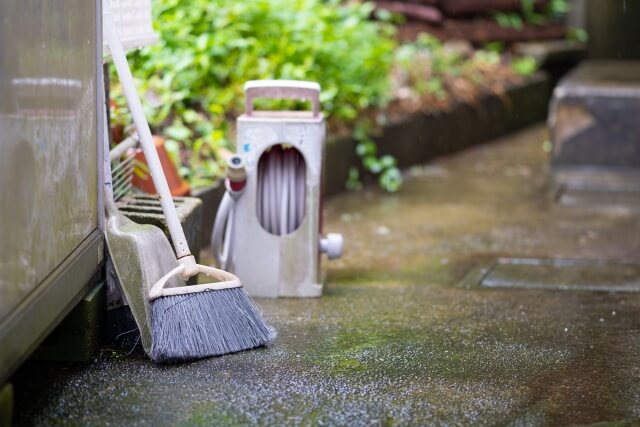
[0, 383, 12, 427]
[30, 282, 105, 362]
[549, 61, 640, 170]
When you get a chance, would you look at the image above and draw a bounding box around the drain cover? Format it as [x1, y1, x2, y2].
[478, 258, 640, 292]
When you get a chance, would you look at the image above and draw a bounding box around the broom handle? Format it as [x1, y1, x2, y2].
[104, 9, 192, 260]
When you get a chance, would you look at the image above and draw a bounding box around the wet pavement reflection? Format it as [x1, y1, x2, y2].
[13, 125, 640, 426]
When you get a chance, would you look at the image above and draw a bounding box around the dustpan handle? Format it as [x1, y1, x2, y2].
[104, 8, 192, 259]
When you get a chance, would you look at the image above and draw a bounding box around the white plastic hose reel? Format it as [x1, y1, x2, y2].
[212, 80, 344, 298]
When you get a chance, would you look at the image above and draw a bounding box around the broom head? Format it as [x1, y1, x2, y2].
[148, 259, 276, 363]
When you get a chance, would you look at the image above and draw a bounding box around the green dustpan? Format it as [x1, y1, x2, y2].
[102, 105, 183, 355]
[104, 206, 182, 353]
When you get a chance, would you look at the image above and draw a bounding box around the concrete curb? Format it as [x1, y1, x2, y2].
[195, 72, 551, 247]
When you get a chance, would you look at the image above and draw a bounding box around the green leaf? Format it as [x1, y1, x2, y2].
[363, 156, 382, 173]
[509, 14, 524, 30]
[346, 167, 362, 191]
[356, 141, 376, 157]
[495, 12, 511, 28]
[512, 56, 538, 76]
[567, 27, 588, 43]
[521, 0, 535, 18]
[379, 155, 396, 169]
[165, 124, 192, 141]
[379, 167, 402, 192]
[484, 42, 505, 53]
[182, 109, 201, 124]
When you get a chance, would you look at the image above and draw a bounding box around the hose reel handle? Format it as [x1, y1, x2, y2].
[244, 80, 321, 117]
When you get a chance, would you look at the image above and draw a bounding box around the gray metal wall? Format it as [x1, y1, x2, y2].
[0, 0, 103, 383]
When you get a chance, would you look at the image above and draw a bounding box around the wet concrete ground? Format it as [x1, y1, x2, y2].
[12, 125, 640, 426]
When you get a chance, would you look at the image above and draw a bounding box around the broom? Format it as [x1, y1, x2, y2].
[104, 6, 275, 363]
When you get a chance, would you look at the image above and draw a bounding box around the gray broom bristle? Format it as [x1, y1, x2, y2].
[149, 287, 276, 363]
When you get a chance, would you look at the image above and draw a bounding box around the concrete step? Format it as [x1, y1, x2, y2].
[549, 61, 640, 169]
[553, 168, 640, 211]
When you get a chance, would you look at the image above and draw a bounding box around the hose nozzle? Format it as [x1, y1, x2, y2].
[226, 155, 247, 195]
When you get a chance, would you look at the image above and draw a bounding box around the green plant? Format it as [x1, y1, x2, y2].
[520, 0, 546, 25]
[353, 120, 402, 192]
[472, 50, 501, 66]
[545, 0, 570, 18]
[110, 0, 396, 189]
[494, 0, 569, 30]
[483, 41, 505, 54]
[494, 11, 524, 30]
[346, 167, 363, 191]
[567, 27, 588, 43]
[394, 34, 469, 99]
[511, 56, 538, 76]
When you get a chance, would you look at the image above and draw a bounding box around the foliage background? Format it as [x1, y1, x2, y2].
[110, 0, 543, 191]
[110, 0, 396, 188]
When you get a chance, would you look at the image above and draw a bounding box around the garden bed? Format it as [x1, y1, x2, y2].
[195, 71, 550, 248]
[375, 0, 573, 44]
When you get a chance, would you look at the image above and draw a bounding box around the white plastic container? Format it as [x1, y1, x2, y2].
[213, 80, 343, 298]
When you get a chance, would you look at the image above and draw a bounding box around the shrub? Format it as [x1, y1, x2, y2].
[110, 0, 396, 188]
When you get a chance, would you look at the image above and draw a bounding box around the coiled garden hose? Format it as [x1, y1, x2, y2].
[257, 145, 306, 235]
[212, 146, 306, 268]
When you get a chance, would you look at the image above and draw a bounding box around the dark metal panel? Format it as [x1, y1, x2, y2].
[0, 231, 104, 384]
[0, 0, 103, 383]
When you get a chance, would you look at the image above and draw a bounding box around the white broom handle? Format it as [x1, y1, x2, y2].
[104, 9, 191, 259]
